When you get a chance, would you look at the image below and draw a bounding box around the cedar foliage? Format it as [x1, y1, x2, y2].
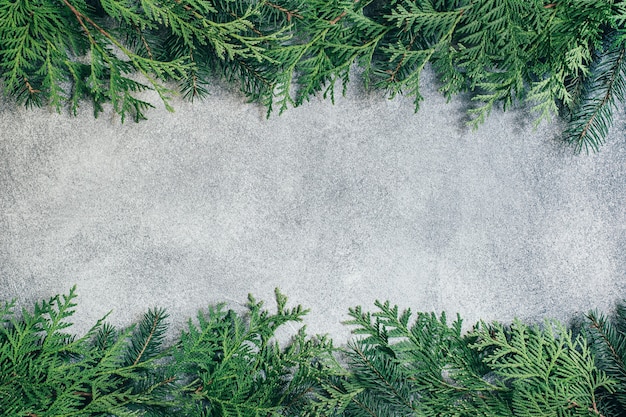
[1, 0, 626, 151]
[0, 286, 175, 416]
[0, 287, 336, 416]
[315, 301, 615, 417]
[168, 290, 336, 416]
[3, 288, 626, 416]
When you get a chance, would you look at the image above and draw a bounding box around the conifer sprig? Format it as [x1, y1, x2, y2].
[170, 288, 337, 416]
[564, 40, 626, 154]
[586, 304, 626, 415]
[563, 0, 626, 153]
[376, 0, 464, 112]
[472, 319, 615, 417]
[0, 286, 172, 416]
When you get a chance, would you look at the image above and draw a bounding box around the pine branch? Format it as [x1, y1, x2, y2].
[586, 307, 626, 413]
[564, 37, 626, 153]
[125, 308, 169, 366]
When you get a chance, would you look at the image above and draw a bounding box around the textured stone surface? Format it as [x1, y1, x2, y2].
[1, 70, 625, 345]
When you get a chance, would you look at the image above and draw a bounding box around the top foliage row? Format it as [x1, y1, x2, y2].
[2, 0, 626, 152]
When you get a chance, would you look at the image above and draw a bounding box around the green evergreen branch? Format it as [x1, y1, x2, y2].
[58, 0, 191, 120]
[343, 301, 512, 417]
[564, 39, 626, 153]
[378, 0, 465, 112]
[586, 306, 626, 414]
[588, 313, 626, 375]
[472, 319, 615, 417]
[526, 0, 612, 128]
[266, 1, 304, 22]
[126, 308, 169, 366]
[350, 342, 417, 413]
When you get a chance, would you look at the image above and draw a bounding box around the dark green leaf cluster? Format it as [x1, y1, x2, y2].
[585, 303, 626, 416]
[2, 0, 626, 151]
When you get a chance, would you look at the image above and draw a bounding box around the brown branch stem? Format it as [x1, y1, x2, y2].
[266, 2, 303, 22]
[329, 11, 347, 25]
[61, 0, 114, 43]
[133, 311, 162, 366]
[24, 77, 40, 94]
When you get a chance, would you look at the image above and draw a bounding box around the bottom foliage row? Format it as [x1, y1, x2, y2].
[1, 286, 626, 417]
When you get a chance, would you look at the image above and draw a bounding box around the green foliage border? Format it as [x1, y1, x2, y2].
[3, 0, 626, 152]
[2, 285, 626, 416]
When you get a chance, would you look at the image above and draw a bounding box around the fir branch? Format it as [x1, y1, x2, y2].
[564, 37, 626, 153]
[347, 342, 417, 414]
[586, 307, 626, 413]
[126, 308, 169, 366]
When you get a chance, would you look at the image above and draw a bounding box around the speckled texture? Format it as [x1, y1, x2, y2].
[1, 69, 625, 345]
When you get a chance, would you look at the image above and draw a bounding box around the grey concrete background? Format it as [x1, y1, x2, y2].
[1, 69, 625, 345]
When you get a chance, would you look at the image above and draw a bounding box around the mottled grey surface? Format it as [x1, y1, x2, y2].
[1, 69, 625, 345]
